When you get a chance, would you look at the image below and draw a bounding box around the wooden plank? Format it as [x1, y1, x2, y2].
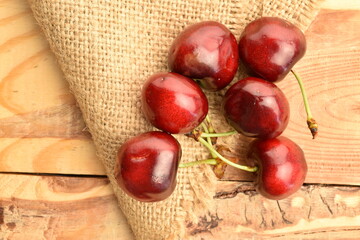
[221, 8, 360, 185]
[0, 138, 105, 175]
[0, 0, 106, 175]
[322, 0, 360, 10]
[0, 174, 134, 240]
[188, 181, 360, 239]
[1, 174, 359, 239]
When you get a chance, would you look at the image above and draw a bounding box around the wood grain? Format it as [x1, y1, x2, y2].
[0, 137, 105, 174]
[1, 174, 359, 240]
[186, 181, 360, 239]
[0, 174, 134, 240]
[0, 0, 105, 175]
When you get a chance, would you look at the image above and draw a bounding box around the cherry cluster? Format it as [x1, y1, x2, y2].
[114, 17, 317, 202]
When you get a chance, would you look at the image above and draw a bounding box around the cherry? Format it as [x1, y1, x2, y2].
[222, 77, 290, 139]
[142, 72, 208, 134]
[247, 136, 307, 200]
[114, 131, 181, 202]
[168, 21, 239, 91]
[238, 17, 306, 82]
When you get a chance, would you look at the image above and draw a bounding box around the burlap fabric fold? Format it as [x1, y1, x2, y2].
[29, 0, 322, 239]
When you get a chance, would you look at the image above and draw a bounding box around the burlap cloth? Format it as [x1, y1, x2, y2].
[28, 0, 322, 239]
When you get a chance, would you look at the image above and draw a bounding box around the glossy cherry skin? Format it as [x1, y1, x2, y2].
[239, 17, 306, 82]
[142, 72, 208, 134]
[248, 136, 308, 200]
[168, 21, 239, 91]
[222, 77, 290, 139]
[114, 131, 181, 202]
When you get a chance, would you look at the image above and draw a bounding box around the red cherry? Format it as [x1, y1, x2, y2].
[239, 17, 306, 82]
[248, 136, 308, 200]
[169, 21, 239, 91]
[142, 72, 208, 134]
[114, 131, 181, 202]
[222, 77, 290, 139]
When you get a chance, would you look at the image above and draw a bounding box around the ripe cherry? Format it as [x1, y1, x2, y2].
[168, 21, 239, 91]
[114, 131, 181, 202]
[222, 77, 290, 139]
[248, 136, 308, 200]
[238, 17, 306, 82]
[142, 72, 208, 134]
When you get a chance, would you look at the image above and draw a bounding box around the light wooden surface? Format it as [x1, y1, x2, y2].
[0, 174, 134, 240]
[1, 174, 360, 240]
[1, 0, 360, 239]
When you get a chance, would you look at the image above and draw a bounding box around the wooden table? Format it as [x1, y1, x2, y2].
[1, 0, 360, 239]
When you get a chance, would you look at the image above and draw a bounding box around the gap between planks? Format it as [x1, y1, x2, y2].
[0, 171, 107, 178]
[1, 172, 359, 190]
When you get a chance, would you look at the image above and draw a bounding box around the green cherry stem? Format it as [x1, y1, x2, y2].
[179, 158, 218, 168]
[203, 114, 220, 158]
[205, 115, 215, 133]
[291, 70, 318, 139]
[201, 122, 209, 133]
[201, 122, 212, 142]
[198, 137, 258, 172]
[201, 131, 237, 138]
[201, 122, 217, 158]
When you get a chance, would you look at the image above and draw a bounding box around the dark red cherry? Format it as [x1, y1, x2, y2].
[114, 131, 181, 202]
[248, 136, 307, 200]
[168, 21, 239, 91]
[238, 17, 306, 82]
[142, 72, 208, 134]
[222, 77, 289, 139]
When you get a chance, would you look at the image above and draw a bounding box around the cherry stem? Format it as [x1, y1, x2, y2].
[201, 131, 237, 138]
[291, 70, 318, 139]
[201, 122, 213, 145]
[205, 115, 215, 133]
[197, 137, 258, 172]
[202, 117, 217, 158]
[179, 158, 218, 168]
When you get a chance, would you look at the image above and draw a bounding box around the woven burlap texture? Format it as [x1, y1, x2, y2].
[29, 0, 322, 239]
